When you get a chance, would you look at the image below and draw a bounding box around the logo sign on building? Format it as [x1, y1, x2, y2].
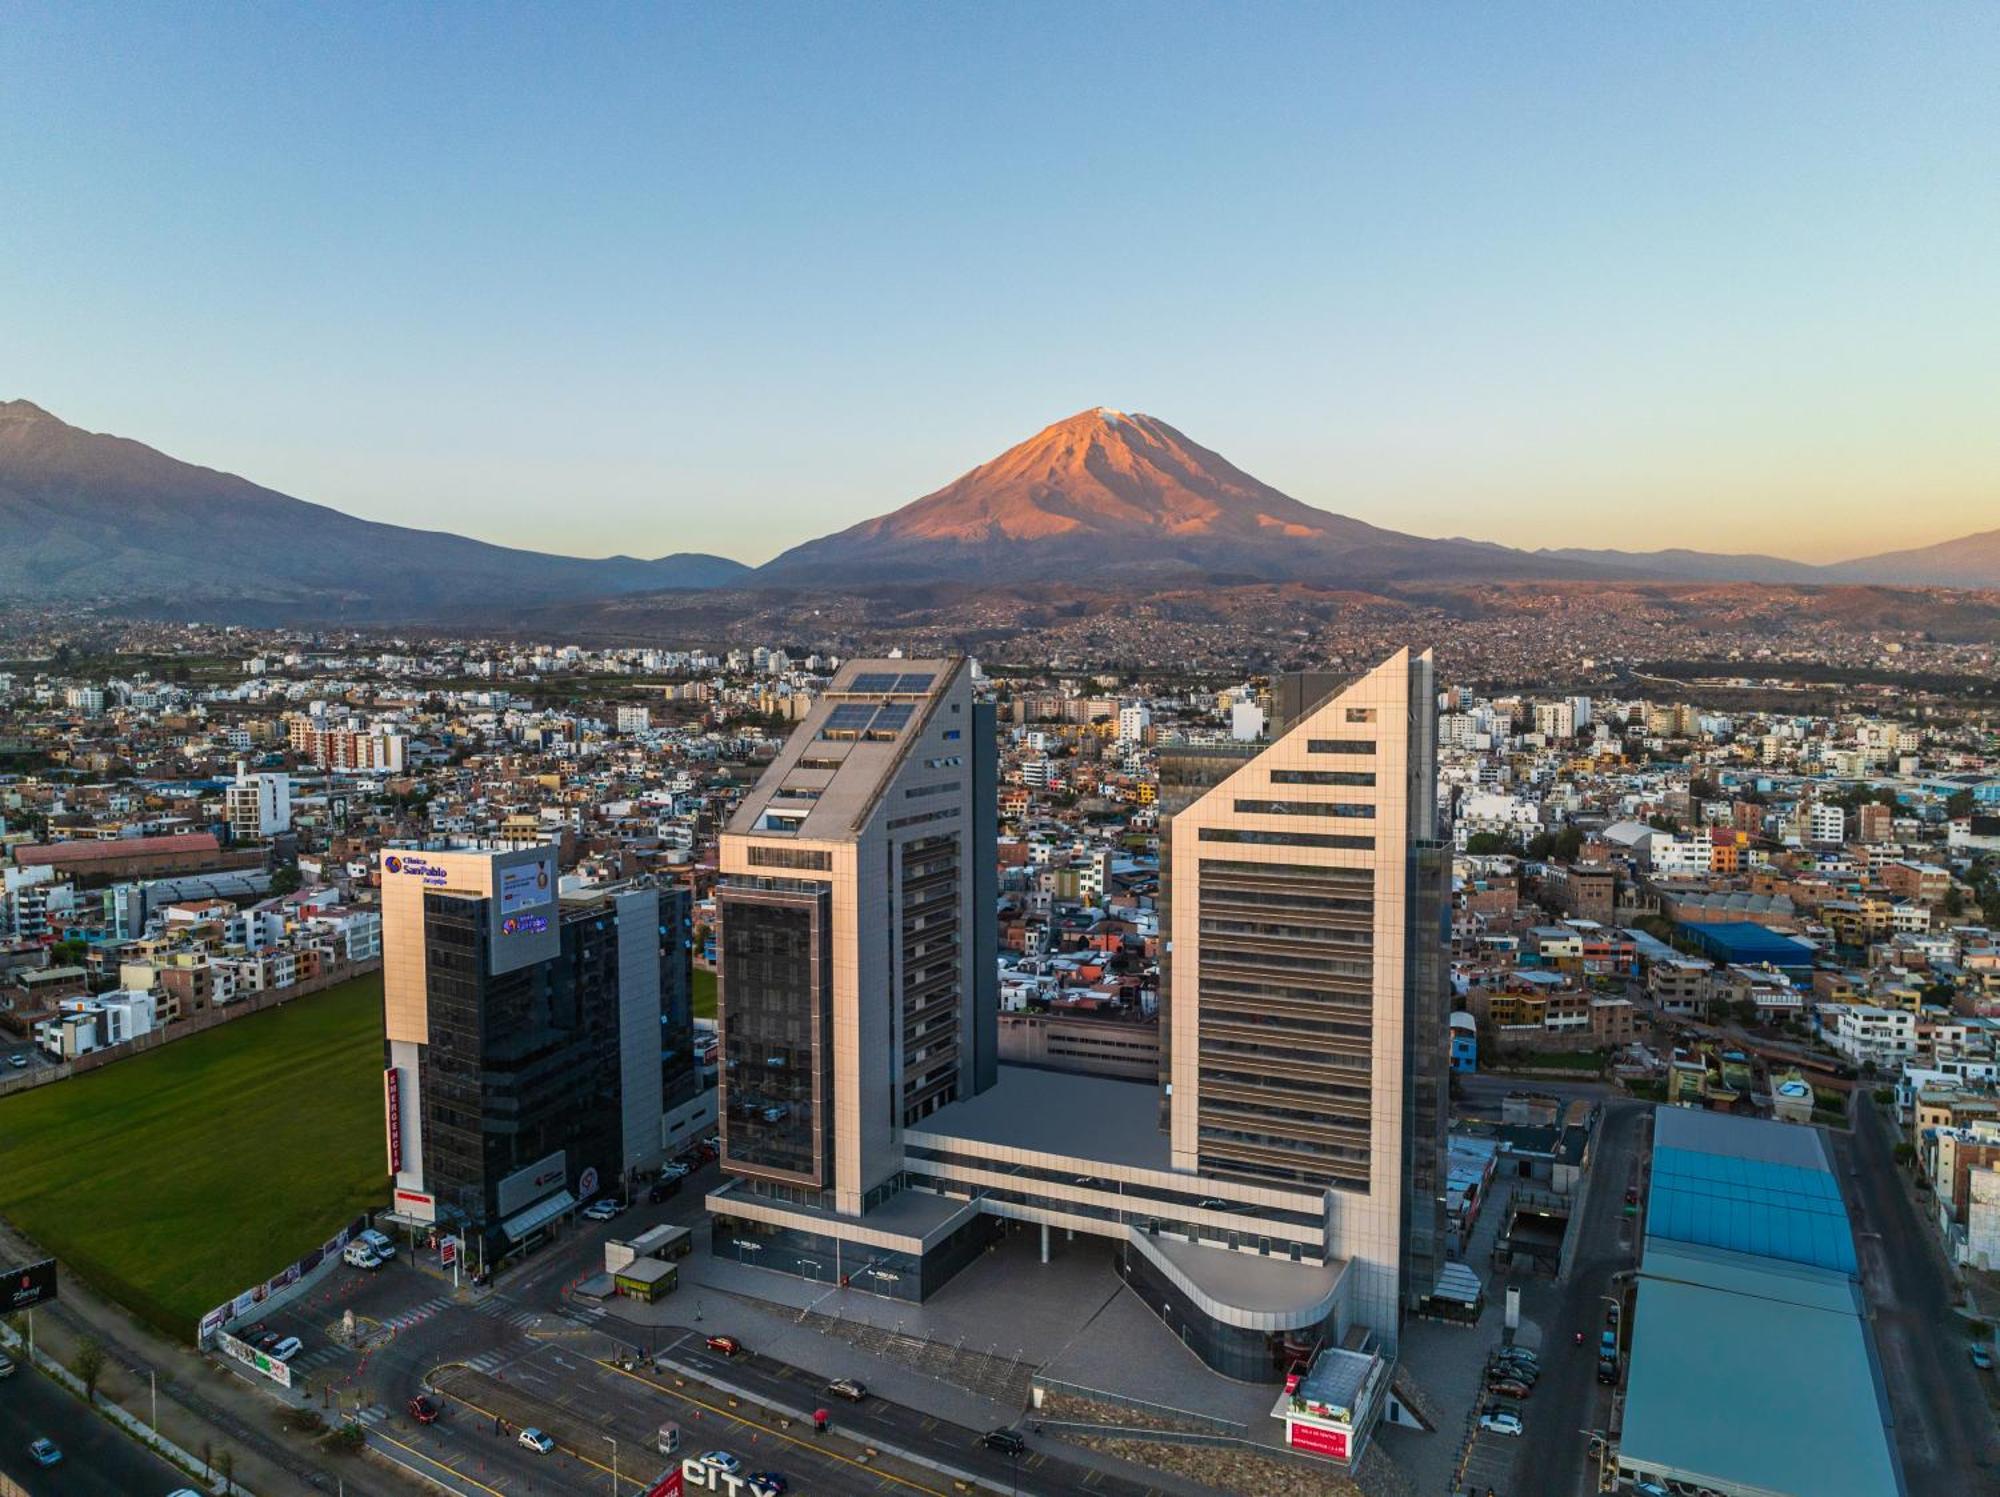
[1287, 1420, 1350, 1461]
[500, 914, 550, 937]
[382, 852, 452, 887]
[578, 1166, 599, 1199]
[394, 1187, 438, 1224]
[497, 1151, 568, 1218]
[3, 1258, 56, 1313]
[384, 1066, 403, 1174]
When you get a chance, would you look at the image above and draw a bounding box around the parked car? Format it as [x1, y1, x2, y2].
[705, 1334, 745, 1356]
[344, 1242, 384, 1269]
[1600, 1330, 1618, 1356]
[1597, 1357, 1620, 1385]
[1972, 1344, 1994, 1371]
[1632, 1483, 1669, 1497]
[980, 1429, 1027, 1456]
[649, 1178, 682, 1204]
[28, 1438, 62, 1466]
[826, 1376, 868, 1402]
[8, 1052, 27, 1069]
[357, 1229, 396, 1260]
[0, 1353, 14, 1378]
[519, 1427, 556, 1454]
[1486, 1377, 1532, 1400]
[1478, 1411, 1523, 1437]
[699, 1451, 743, 1474]
[270, 1336, 304, 1363]
[747, 1474, 789, 1497]
[253, 1329, 282, 1352]
[660, 1161, 691, 1181]
[1625, 1186, 1641, 1206]
[408, 1395, 440, 1425]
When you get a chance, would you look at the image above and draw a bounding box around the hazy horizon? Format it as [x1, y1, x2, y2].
[5, 3, 1996, 565]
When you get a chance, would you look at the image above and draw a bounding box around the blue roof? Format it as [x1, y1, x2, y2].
[1678, 920, 1815, 968]
[1648, 1143, 1855, 1273]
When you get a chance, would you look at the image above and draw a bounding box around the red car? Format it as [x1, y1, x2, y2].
[408, 1395, 439, 1425]
[705, 1335, 744, 1357]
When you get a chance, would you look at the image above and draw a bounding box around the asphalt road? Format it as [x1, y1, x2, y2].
[1455, 1095, 1643, 1497]
[0, 1363, 194, 1497]
[1834, 1094, 2000, 1493]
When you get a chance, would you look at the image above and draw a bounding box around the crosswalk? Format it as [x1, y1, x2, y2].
[355, 1403, 390, 1426]
[462, 1349, 512, 1375]
[382, 1294, 453, 1333]
[290, 1344, 349, 1374]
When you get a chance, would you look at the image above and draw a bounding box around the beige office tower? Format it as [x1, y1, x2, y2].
[711, 659, 998, 1216]
[1169, 647, 1449, 1339]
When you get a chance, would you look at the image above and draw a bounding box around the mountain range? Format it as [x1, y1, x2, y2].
[1, 398, 1994, 621]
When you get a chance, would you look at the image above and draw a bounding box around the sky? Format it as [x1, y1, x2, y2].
[2, 3, 1995, 566]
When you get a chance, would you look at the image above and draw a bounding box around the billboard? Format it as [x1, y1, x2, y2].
[218, 1329, 293, 1389]
[3, 1259, 56, 1313]
[499, 856, 554, 915]
[1287, 1420, 1349, 1461]
[497, 1150, 567, 1218]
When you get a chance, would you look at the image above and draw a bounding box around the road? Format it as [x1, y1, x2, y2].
[246, 1162, 1166, 1497]
[0, 1362, 194, 1497]
[1834, 1093, 2000, 1493]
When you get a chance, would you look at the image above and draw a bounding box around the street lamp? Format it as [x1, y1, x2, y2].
[607, 1432, 619, 1493]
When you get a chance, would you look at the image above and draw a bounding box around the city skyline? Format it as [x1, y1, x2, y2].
[5, 3, 1997, 564]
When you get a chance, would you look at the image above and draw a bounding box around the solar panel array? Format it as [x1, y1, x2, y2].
[892, 672, 935, 693]
[823, 703, 877, 732]
[848, 672, 900, 694]
[870, 703, 914, 732]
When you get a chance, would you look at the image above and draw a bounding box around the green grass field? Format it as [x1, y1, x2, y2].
[0, 973, 386, 1340]
[692, 966, 717, 1020]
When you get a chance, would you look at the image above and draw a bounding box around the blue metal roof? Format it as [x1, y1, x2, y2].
[1678, 920, 1816, 968]
[1647, 1144, 1855, 1273]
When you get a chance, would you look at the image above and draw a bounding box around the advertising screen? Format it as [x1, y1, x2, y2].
[1288, 1420, 1350, 1460]
[499, 857, 553, 915]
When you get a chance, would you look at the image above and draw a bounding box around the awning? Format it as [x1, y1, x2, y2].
[501, 1189, 576, 1244]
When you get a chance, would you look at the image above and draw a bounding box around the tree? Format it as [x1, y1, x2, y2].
[1465, 831, 1524, 857]
[1946, 789, 1975, 819]
[72, 1337, 106, 1403]
[268, 862, 302, 897]
[215, 1448, 235, 1494]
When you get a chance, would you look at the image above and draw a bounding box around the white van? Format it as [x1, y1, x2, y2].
[357, 1229, 396, 1260]
[343, 1241, 383, 1269]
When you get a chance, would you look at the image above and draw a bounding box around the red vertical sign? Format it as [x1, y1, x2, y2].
[385, 1066, 403, 1174]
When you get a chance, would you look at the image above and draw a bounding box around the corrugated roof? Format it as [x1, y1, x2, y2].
[1647, 1145, 1855, 1273]
[16, 831, 221, 865]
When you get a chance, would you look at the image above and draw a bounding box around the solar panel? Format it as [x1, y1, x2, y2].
[848, 672, 900, 693]
[870, 703, 914, 732]
[823, 703, 876, 732]
[892, 673, 935, 694]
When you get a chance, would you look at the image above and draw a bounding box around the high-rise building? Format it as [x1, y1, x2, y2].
[380, 844, 696, 1260]
[708, 660, 996, 1218]
[1167, 648, 1448, 1334]
[705, 650, 1449, 1397]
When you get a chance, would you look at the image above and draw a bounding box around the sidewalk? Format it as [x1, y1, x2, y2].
[0, 1216, 409, 1496]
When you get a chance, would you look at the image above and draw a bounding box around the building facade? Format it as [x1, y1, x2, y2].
[381, 844, 694, 1259]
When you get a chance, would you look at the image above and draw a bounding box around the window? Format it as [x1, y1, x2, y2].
[943, 729, 961, 740]
[1270, 769, 1376, 787]
[1234, 799, 1372, 819]
[1345, 707, 1375, 723]
[748, 845, 831, 871]
[1306, 739, 1374, 755]
[1198, 828, 1375, 850]
[905, 781, 961, 799]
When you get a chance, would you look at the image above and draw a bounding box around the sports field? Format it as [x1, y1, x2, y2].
[693, 965, 718, 1020]
[0, 972, 386, 1339]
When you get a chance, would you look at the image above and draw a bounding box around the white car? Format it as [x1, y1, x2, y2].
[0, 1353, 15, 1378]
[1479, 1410, 1523, 1437]
[269, 1336, 303, 1363]
[519, 1427, 556, 1454]
[358, 1229, 396, 1260]
[582, 1199, 623, 1222]
[699, 1450, 743, 1475]
[660, 1161, 691, 1181]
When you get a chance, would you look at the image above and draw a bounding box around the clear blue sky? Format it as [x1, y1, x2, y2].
[4, 3, 1995, 564]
